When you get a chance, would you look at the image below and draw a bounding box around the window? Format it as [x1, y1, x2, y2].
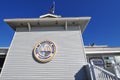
[103, 56, 115, 68]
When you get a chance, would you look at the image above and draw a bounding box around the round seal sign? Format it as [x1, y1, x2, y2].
[34, 40, 56, 63]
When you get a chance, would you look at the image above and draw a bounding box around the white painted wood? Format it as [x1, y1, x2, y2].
[0, 30, 88, 80]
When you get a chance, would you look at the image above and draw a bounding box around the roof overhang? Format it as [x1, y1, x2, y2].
[85, 47, 120, 55]
[40, 13, 61, 18]
[4, 17, 91, 32]
[0, 47, 9, 55]
[0, 47, 9, 49]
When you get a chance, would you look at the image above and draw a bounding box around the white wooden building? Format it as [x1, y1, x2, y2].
[0, 14, 120, 80]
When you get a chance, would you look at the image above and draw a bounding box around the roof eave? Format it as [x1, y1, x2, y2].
[4, 17, 91, 32]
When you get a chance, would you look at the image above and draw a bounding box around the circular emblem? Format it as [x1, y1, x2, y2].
[34, 40, 56, 63]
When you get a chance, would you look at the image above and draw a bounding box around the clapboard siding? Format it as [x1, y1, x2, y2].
[1, 31, 87, 80]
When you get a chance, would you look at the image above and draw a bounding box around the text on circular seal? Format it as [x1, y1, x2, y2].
[34, 40, 56, 63]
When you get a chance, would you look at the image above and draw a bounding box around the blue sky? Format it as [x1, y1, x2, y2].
[0, 0, 120, 47]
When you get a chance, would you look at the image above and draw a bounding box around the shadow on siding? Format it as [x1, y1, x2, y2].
[75, 66, 88, 80]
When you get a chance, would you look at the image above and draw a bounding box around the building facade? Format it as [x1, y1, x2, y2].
[0, 14, 91, 80]
[0, 14, 120, 80]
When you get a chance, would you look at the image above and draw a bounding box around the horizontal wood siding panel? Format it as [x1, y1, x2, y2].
[1, 31, 87, 80]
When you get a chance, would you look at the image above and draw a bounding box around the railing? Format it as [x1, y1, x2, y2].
[89, 60, 120, 80]
[116, 64, 120, 78]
